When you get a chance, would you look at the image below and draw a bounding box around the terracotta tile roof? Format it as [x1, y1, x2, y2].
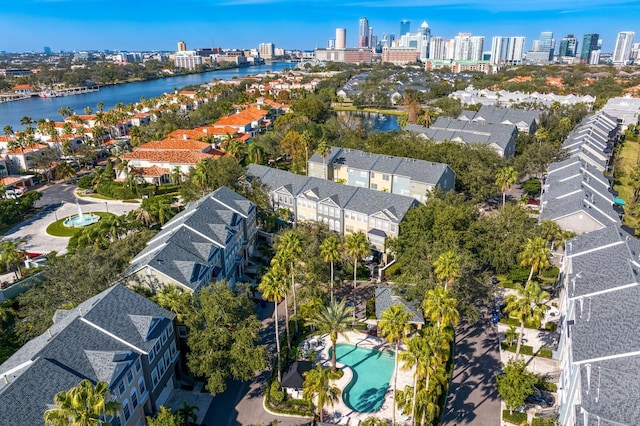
[121, 150, 222, 164]
[137, 139, 211, 151]
[1, 176, 27, 186]
[13, 84, 32, 90]
[194, 126, 239, 136]
[7, 143, 49, 155]
[59, 134, 83, 140]
[167, 129, 209, 141]
[54, 122, 83, 129]
[0, 136, 15, 142]
[239, 134, 252, 142]
[135, 166, 171, 177]
[132, 113, 151, 118]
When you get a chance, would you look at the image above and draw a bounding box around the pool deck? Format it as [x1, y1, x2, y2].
[314, 331, 414, 425]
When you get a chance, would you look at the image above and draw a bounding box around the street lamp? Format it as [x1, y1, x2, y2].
[104, 202, 109, 213]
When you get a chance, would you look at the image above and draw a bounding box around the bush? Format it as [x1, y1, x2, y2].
[523, 179, 542, 196]
[501, 343, 534, 355]
[269, 380, 284, 404]
[384, 261, 402, 277]
[544, 322, 558, 332]
[500, 317, 539, 329]
[531, 417, 558, 426]
[499, 280, 518, 289]
[366, 297, 376, 319]
[507, 265, 530, 283]
[540, 267, 559, 279]
[503, 409, 527, 425]
[537, 380, 557, 392]
[328, 369, 344, 380]
[77, 175, 94, 189]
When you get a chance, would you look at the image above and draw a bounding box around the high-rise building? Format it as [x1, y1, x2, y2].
[429, 36, 445, 60]
[358, 17, 369, 48]
[539, 32, 554, 53]
[490, 36, 525, 65]
[328, 39, 336, 49]
[397, 25, 430, 61]
[400, 20, 410, 36]
[259, 43, 275, 60]
[336, 28, 346, 49]
[559, 34, 578, 57]
[453, 33, 484, 62]
[613, 31, 635, 64]
[368, 27, 374, 49]
[526, 31, 554, 62]
[43, 46, 51, 54]
[581, 33, 599, 62]
[177, 40, 187, 52]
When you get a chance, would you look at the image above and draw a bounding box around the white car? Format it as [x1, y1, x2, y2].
[545, 305, 560, 320]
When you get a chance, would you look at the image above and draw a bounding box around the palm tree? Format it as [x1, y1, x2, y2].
[302, 364, 340, 423]
[495, 166, 519, 208]
[57, 107, 73, 120]
[270, 254, 292, 350]
[134, 208, 152, 228]
[421, 286, 459, 334]
[432, 250, 461, 291]
[258, 269, 287, 381]
[316, 140, 331, 179]
[43, 379, 120, 426]
[379, 305, 412, 426]
[176, 402, 199, 425]
[247, 143, 265, 165]
[504, 281, 549, 360]
[171, 166, 182, 185]
[319, 235, 341, 303]
[3, 125, 14, 138]
[0, 240, 27, 280]
[278, 230, 303, 334]
[343, 231, 369, 315]
[307, 300, 354, 372]
[55, 162, 76, 183]
[519, 236, 551, 283]
[153, 286, 189, 322]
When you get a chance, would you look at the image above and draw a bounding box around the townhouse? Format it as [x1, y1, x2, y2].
[450, 87, 595, 108]
[0, 284, 179, 426]
[560, 112, 620, 173]
[247, 164, 418, 253]
[457, 105, 541, 134]
[212, 106, 269, 137]
[307, 147, 455, 203]
[125, 186, 257, 292]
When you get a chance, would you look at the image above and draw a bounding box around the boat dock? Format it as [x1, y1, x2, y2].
[49, 86, 100, 97]
[0, 93, 30, 103]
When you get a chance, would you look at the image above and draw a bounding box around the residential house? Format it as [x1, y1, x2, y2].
[457, 105, 541, 134]
[450, 86, 595, 108]
[561, 112, 620, 172]
[5, 143, 51, 174]
[0, 284, 179, 426]
[125, 186, 257, 292]
[374, 286, 425, 328]
[307, 146, 455, 203]
[212, 107, 268, 136]
[247, 164, 418, 253]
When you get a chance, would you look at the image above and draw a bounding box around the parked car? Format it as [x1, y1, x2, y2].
[526, 387, 555, 408]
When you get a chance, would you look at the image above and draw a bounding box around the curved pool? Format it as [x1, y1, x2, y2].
[330, 343, 395, 412]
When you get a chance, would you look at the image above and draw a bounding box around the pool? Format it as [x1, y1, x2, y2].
[329, 343, 395, 412]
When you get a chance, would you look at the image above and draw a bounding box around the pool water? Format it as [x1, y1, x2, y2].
[330, 343, 395, 412]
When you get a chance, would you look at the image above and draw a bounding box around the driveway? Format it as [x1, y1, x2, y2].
[442, 314, 502, 426]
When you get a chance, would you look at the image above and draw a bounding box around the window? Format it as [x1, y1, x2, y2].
[126, 369, 134, 385]
[345, 225, 354, 233]
[158, 359, 165, 376]
[164, 351, 171, 368]
[131, 390, 138, 409]
[369, 218, 375, 226]
[360, 171, 367, 178]
[371, 183, 378, 190]
[170, 341, 177, 357]
[149, 348, 155, 363]
[370, 172, 375, 178]
[138, 378, 146, 395]
[161, 331, 168, 345]
[118, 381, 125, 396]
[123, 402, 131, 421]
[154, 341, 161, 354]
[134, 358, 141, 373]
[383, 174, 390, 181]
[151, 368, 159, 388]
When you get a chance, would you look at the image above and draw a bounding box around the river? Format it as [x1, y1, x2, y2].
[0, 62, 294, 130]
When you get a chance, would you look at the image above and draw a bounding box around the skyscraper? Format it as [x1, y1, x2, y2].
[429, 36, 445, 60]
[527, 31, 554, 62]
[453, 33, 484, 62]
[491, 37, 525, 65]
[358, 17, 369, 48]
[259, 43, 275, 60]
[558, 34, 578, 57]
[400, 20, 410, 36]
[539, 32, 554, 54]
[613, 31, 635, 64]
[336, 28, 346, 49]
[581, 33, 599, 62]
[177, 40, 187, 52]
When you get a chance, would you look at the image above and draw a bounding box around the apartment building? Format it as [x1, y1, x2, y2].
[0, 284, 179, 426]
[125, 186, 257, 292]
[457, 105, 541, 134]
[307, 147, 455, 203]
[247, 164, 418, 253]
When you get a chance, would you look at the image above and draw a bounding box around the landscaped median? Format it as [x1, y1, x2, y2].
[45, 212, 115, 237]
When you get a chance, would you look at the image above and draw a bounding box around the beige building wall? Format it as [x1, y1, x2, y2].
[296, 198, 317, 222]
[343, 210, 368, 235]
[369, 172, 393, 192]
[333, 164, 349, 182]
[409, 181, 433, 202]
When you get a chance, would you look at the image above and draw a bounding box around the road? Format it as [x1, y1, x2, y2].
[442, 315, 502, 426]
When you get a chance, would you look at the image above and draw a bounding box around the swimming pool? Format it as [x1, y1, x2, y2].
[330, 343, 395, 412]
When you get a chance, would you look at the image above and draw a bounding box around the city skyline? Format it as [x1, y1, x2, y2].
[1, 0, 640, 53]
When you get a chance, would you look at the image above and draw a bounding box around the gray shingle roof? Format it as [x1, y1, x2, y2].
[405, 121, 515, 153]
[375, 286, 424, 324]
[281, 360, 313, 389]
[461, 105, 540, 127]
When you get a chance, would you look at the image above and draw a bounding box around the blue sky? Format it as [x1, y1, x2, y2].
[1, 0, 639, 53]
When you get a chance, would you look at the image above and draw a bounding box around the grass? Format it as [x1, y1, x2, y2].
[45, 212, 116, 237]
[613, 139, 640, 230]
[503, 409, 527, 425]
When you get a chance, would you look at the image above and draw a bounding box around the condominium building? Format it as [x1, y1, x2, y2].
[613, 31, 635, 65]
[429, 36, 445, 60]
[126, 187, 257, 292]
[307, 147, 455, 202]
[335, 28, 346, 49]
[0, 285, 179, 426]
[490, 36, 525, 65]
[453, 33, 484, 62]
[259, 43, 275, 60]
[174, 51, 202, 69]
[247, 164, 418, 253]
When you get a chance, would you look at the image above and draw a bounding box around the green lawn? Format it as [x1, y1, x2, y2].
[46, 212, 116, 237]
[613, 139, 640, 230]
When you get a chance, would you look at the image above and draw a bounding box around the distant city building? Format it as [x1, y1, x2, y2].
[453, 33, 484, 62]
[613, 31, 635, 64]
[526, 31, 555, 62]
[43, 46, 51, 54]
[539, 31, 555, 52]
[424, 59, 493, 75]
[177, 40, 187, 52]
[174, 51, 202, 69]
[396, 22, 430, 61]
[314, 47, 372, 64]
[589, 49, 601, 65]
[581, 33, 600, 63]
[358, 17, 369, 48]
[559, 34, 578, 57]
[336, 28, 346, 49]
[429, 36, 445, 60]
[328, 39, 335, 49]
[631, 43, 640, 60]
[381, 47, 419, 65]
[400, 20, 410, 36]
[259, 43, 275, 59]
[490, 36, 525, 65]
[368, 27, 374, 49]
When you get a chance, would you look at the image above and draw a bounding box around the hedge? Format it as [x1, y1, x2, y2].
[500, 317, 540, 329]
[531, 417, 557, 426]
[502, 343, 554, 359]
[503, 409, 528, 425]
[537, 348, 553, 358]
[537, 381, 558, 392]
[540, 267, 559, 279]
[264, 377, 313, 417]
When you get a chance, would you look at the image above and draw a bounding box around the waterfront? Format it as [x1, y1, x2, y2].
[0, 62, 293, 130]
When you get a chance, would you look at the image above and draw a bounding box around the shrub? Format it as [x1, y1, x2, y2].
[544, 322, 558, 332]
[500, 317, 539, 329]
[269, 380, 284, 404]
[523, 178, 542, 196]
[507, 265, 530, 283]
[538, 348, 553, 358]
[531, 417, 558, 426]
[537, 380, 558, 392]
[328, 369, 344, 380]
[499, 280, 518, 289]
[540, 267, 559, 279]
[366, 297, 376, 319]
[77, 175, 94, 189]
[384, 261, 402, 277]
[503, 409, 527, 425]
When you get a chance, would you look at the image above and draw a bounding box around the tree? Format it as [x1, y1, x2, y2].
[495, 166, 519, 208]
[176, 402, 199, 426]
[319, 235, 341, 303]
[277, 230, 303, 334]
[306, 300, 353, 372]
[421, 286, 459, 333]
[153, 285, 189, 322]
[496, 359, 538, 414]
[259, 269, 287, 381]
[343, 231, 369, 314]
[185, 282, 266, 394]
[0, 240, 27, 280]
[519, 236, 551, 283]
[146, 407, 181, 426]
[56, 162, 76, 183]
[302, 364, 340, 423]
[43, 379, 120, 426]
[432, 250, 461, 291]
[504, 281, 549, 360]
[379, 305, 412, 426]
[316, 140, 331, 179]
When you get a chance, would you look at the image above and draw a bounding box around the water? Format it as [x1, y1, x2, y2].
[63, 213, 101, 228]
[0, 62, 294, 130]
[330, 343, 395, 412]
[336, 111, 401, 132]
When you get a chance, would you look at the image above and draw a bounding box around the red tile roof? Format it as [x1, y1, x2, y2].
[135, 166, 171, 177]
[7, 143, 49, 155]
[121, 150, 222, 164]
[137, 139, 211, 151]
